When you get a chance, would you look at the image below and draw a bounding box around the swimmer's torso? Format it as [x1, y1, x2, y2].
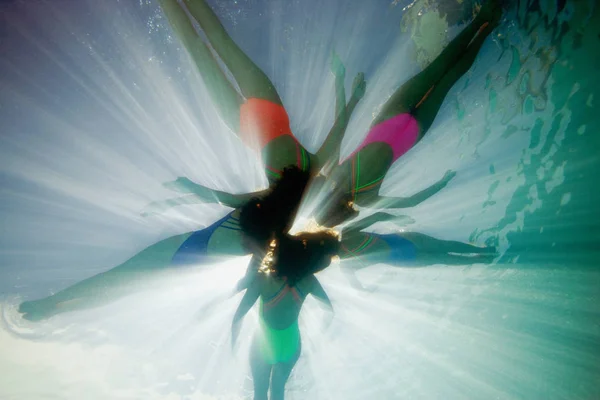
[239, 98, 316, 181]
[258, 273, 312, 330]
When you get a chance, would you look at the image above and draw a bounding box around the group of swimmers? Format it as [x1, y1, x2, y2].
[19, 0, 503, 398]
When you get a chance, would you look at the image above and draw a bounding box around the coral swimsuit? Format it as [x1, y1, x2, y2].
[239, 98, 312, 180]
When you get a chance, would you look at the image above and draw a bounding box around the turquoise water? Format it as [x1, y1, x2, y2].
[0, 0, 598, 399]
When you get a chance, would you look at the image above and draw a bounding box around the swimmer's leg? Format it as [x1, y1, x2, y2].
[412, 19, 498, 133]
[183, 0, 282, 104]
[399, 232, 496, 255]
[415, 251, 496, 266]
[271, 347, 301, 400]
[249, 338, 272, 400]
[372, 0, 500, 126]
[18, 233, 191, 321]
[158, 0, 242, 130]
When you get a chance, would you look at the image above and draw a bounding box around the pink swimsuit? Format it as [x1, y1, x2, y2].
[348, 113, 420, 162]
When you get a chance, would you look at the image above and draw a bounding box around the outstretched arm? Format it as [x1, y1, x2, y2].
[342, 211, 414, 236]
[315, 53, 366, 171]
[234, 254, 262, 293]
[309, 276, 333, 312]
[192, 256, 263, 324]
[141, 194, 210, 216]
[331, 52, 347, 121]
[373, 170, 456, 209]
[231, 275, 260, 349]
[142, 178, 269, 215]
[309, 275, 335, 331]
[164, 177, 269, 207]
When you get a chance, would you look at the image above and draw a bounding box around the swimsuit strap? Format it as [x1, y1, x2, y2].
[349, 153, 385, 201]
[341, 234, 378, 259]
[262, 280, 303, 310]
[219, 213, 241, 231]
[343, 114, 421, 190]
[265, 142, 311, 181]
[171, 211, 237, 265]
[414, 85, 435, 110]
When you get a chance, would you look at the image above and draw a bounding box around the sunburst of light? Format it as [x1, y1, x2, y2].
[1, 0, 599, 399]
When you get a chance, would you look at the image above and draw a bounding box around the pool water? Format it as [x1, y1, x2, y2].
[0, 0, 598, 399]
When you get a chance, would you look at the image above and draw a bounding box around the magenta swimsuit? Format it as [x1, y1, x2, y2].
[340, 113, 420, 201]
[348, 113, 420, 163]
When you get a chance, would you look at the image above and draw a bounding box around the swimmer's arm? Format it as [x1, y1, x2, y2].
[377, 170, 456, 209]
[343, 212, 397, 235]
[141, 195, 208, 216]
[212, 189, 270, 208]
[232, 277, 260, 323]
[162, 177, 269, 208]
[234, 255, 262, 293]
[315, 88, 364, 173]
[314, 57, 347, 167]
[316, 55, 365, 171]
[333, 52, 347, 121]
[309, 276, 333, 312]
[310, 276, 335, 330]
[231, 276, 260, 348]
[142, 187, 268, 216]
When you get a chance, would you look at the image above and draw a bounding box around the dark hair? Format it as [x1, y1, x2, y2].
[239, 166, 311, 247]
[270, 231, 340, 286]
[239, 165, 339, 284]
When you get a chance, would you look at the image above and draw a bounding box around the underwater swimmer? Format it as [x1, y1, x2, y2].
[336, 212, 497, 290]
[314, 0, 503, 228]
[18, 166, 311, 321]
[156, 0, 502, 231]
[18, 30, 363, 321]
[141, 50, 365, 214]
[232, 190, 340, 400]
[157, 0, 365, 185]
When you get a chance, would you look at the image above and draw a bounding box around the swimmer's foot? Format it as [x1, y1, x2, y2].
[19, 299, 55, 321]
[351, 72, 366, 100]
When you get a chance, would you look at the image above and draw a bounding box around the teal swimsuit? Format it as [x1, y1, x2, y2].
[256, 283, 304, 364]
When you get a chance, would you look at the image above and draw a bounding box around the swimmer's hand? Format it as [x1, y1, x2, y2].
[393, 215, 416, 226]
[330, 51, 346, 78]
[163, 177, 215, 200]
[351, 72, 366, 100]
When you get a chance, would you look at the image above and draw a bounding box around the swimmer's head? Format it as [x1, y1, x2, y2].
[239, 198, 272, 251]
[270, 166, 311, 232]
[272, 230, 341, 284]
[300, 230, 341, 274]
[239, 165, 311, 249]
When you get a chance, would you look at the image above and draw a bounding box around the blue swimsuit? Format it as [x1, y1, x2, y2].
[170, 211, 240, 266]
[371, 233, 417, 262]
